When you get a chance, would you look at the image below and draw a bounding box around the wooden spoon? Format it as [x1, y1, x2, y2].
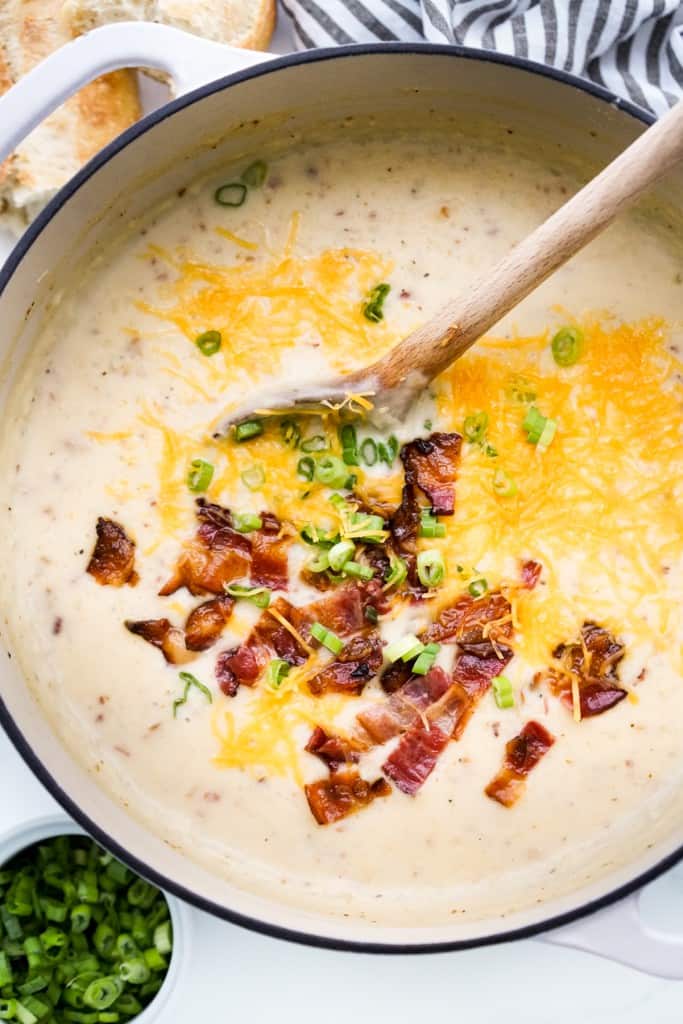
[225, 99, 683, 430]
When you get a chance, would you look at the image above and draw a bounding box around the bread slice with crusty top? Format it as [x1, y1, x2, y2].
[0, 0, 141, 236]
[61, 0, 277, 54]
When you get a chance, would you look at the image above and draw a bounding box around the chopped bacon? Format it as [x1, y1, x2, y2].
[305, 772, 391, 825]
[485, 720, 554, 807]
[390, 484, 421, 555]
[160, 500, 251, 596]
[307, 587, 365, 637]
[383, 721, 450, 795]
[214, 587, 366, 697]
[357, 666, 450, 744]
[539, 621, 627, 718]
[520, 559, 542, 590]
[125, 618, 194, 665]
[87, 518, 138, 587]
[184, 595, 234, 651]
[215, 597, 310, 696]
[305, 727, 360, 771]
[425, 681, 472, 737]
[400, 432, 462, 515]
[308, 633, 383, 696]
[250, 512, 289, 590]
[424, 592, 512, 646]
[379, 660, 413, 694]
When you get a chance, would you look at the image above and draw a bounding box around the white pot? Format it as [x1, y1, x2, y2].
[0, 25, 682, 969]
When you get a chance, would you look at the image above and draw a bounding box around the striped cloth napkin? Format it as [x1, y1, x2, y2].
[281, 0, 683, 115]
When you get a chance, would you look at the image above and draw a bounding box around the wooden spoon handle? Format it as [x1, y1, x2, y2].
[369, 99, 683, 391]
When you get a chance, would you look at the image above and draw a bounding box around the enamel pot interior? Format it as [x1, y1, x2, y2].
[0, 47, 681, 952]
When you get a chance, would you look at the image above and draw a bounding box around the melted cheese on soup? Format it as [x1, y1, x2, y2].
[1, 133, 683, 927]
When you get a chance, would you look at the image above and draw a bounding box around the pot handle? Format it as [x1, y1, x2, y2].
[541, 889, 683, 978]
[0, 22, 273, 165]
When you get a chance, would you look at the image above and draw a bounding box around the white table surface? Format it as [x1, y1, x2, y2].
[1, 6, 682, 1020]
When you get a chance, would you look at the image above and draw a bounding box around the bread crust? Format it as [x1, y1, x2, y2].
[0, 0, 140, 234]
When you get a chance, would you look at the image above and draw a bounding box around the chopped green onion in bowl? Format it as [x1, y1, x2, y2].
[0, 834, 174, 1023]
[234, 419, 263, 443]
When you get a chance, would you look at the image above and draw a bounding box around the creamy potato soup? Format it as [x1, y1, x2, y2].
[2, 132, 683, 927]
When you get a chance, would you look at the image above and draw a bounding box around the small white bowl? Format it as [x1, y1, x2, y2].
[0, 813, 192, 1023]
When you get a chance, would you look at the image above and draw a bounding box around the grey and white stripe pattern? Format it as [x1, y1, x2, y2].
[280, 0, 683, 114]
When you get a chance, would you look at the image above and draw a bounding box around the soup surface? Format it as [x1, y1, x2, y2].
[1, 132, 683, 927]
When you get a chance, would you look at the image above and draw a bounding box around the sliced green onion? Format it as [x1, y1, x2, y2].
[234, 419, 263, 443]
[143, 947, 166, 972]
[417, 550, 445, 588]
[339, 424, 359, 466]
[343, 511, 387, 543]
[195, 330, 222, 356]
[307, 550, 330, 573]
[551, 326, 583, 367]
[385, 635, 424, 664]
[241, 465, 265, 491]
[463, 411, 488, 443]
[485, 443, 498, 458]
[14, 1003, 37, 1024]
[82, 977, 123, 1011]
[187, 458, 214, 493]
[300, 435, 328, 453]
[492, 468, 517, 498]
[419, 510, 446, 539]
[412, 642, 440, 676]
[377, 435, 399, 466]
[173, 671, 212, 718]
[522, 405, 548, 444]
[300, 523, 338, 546]
[280, 419, 301, 449]
[362, 282, 390, 323]
[153, 922, 172, 955]
[492, 674, 515, 709]
[0, 1001, 16, 1021]
[315, 456, 348, 488]
[232, 512, 262, 533]
[224, 583, 271, 608]
[360, 438, 378, 466]
[0, 953, 13, 987]
[328, 539, 355, 571]
[240, 160, 268, 188]
[266, 659, 290, 691]
[384, 554, 407, 589]
[118, 958, 150, 986]
[297, 456, 315, 482]
[365, 606, 379, 624]
[468, 578, 488, 598]
[310, 622, 344, 655]
[214, 182, 247, 207]
[342, 561, 374, 580]
[537, 417, 557, 449]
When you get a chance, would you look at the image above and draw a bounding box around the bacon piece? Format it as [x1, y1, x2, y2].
[160, 500, 251, 596]
[424, 592, 512, 646]
[520, 559, 542, 590]
[400, 432, 462, 515]
[357, 666, 450, 744]
[125, 618, 194, 665]
[390, 484, 421, 555]
[485, 720, 554, 807]
[308, 633, 383, 696]
[383, 721, 450, 795]
[215, 597, 310, 696]
[426, 681, 472, 737]
[305, 727, 360, 771]
[87, 518, 138, 587]
[250, 512, 289, 590]
[539, 621, 627, 718]
[379, 660, 413, 695]
[305, 772, 391, 825]
[184, 595, 235, 652]
[307, 587, 366, 637]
